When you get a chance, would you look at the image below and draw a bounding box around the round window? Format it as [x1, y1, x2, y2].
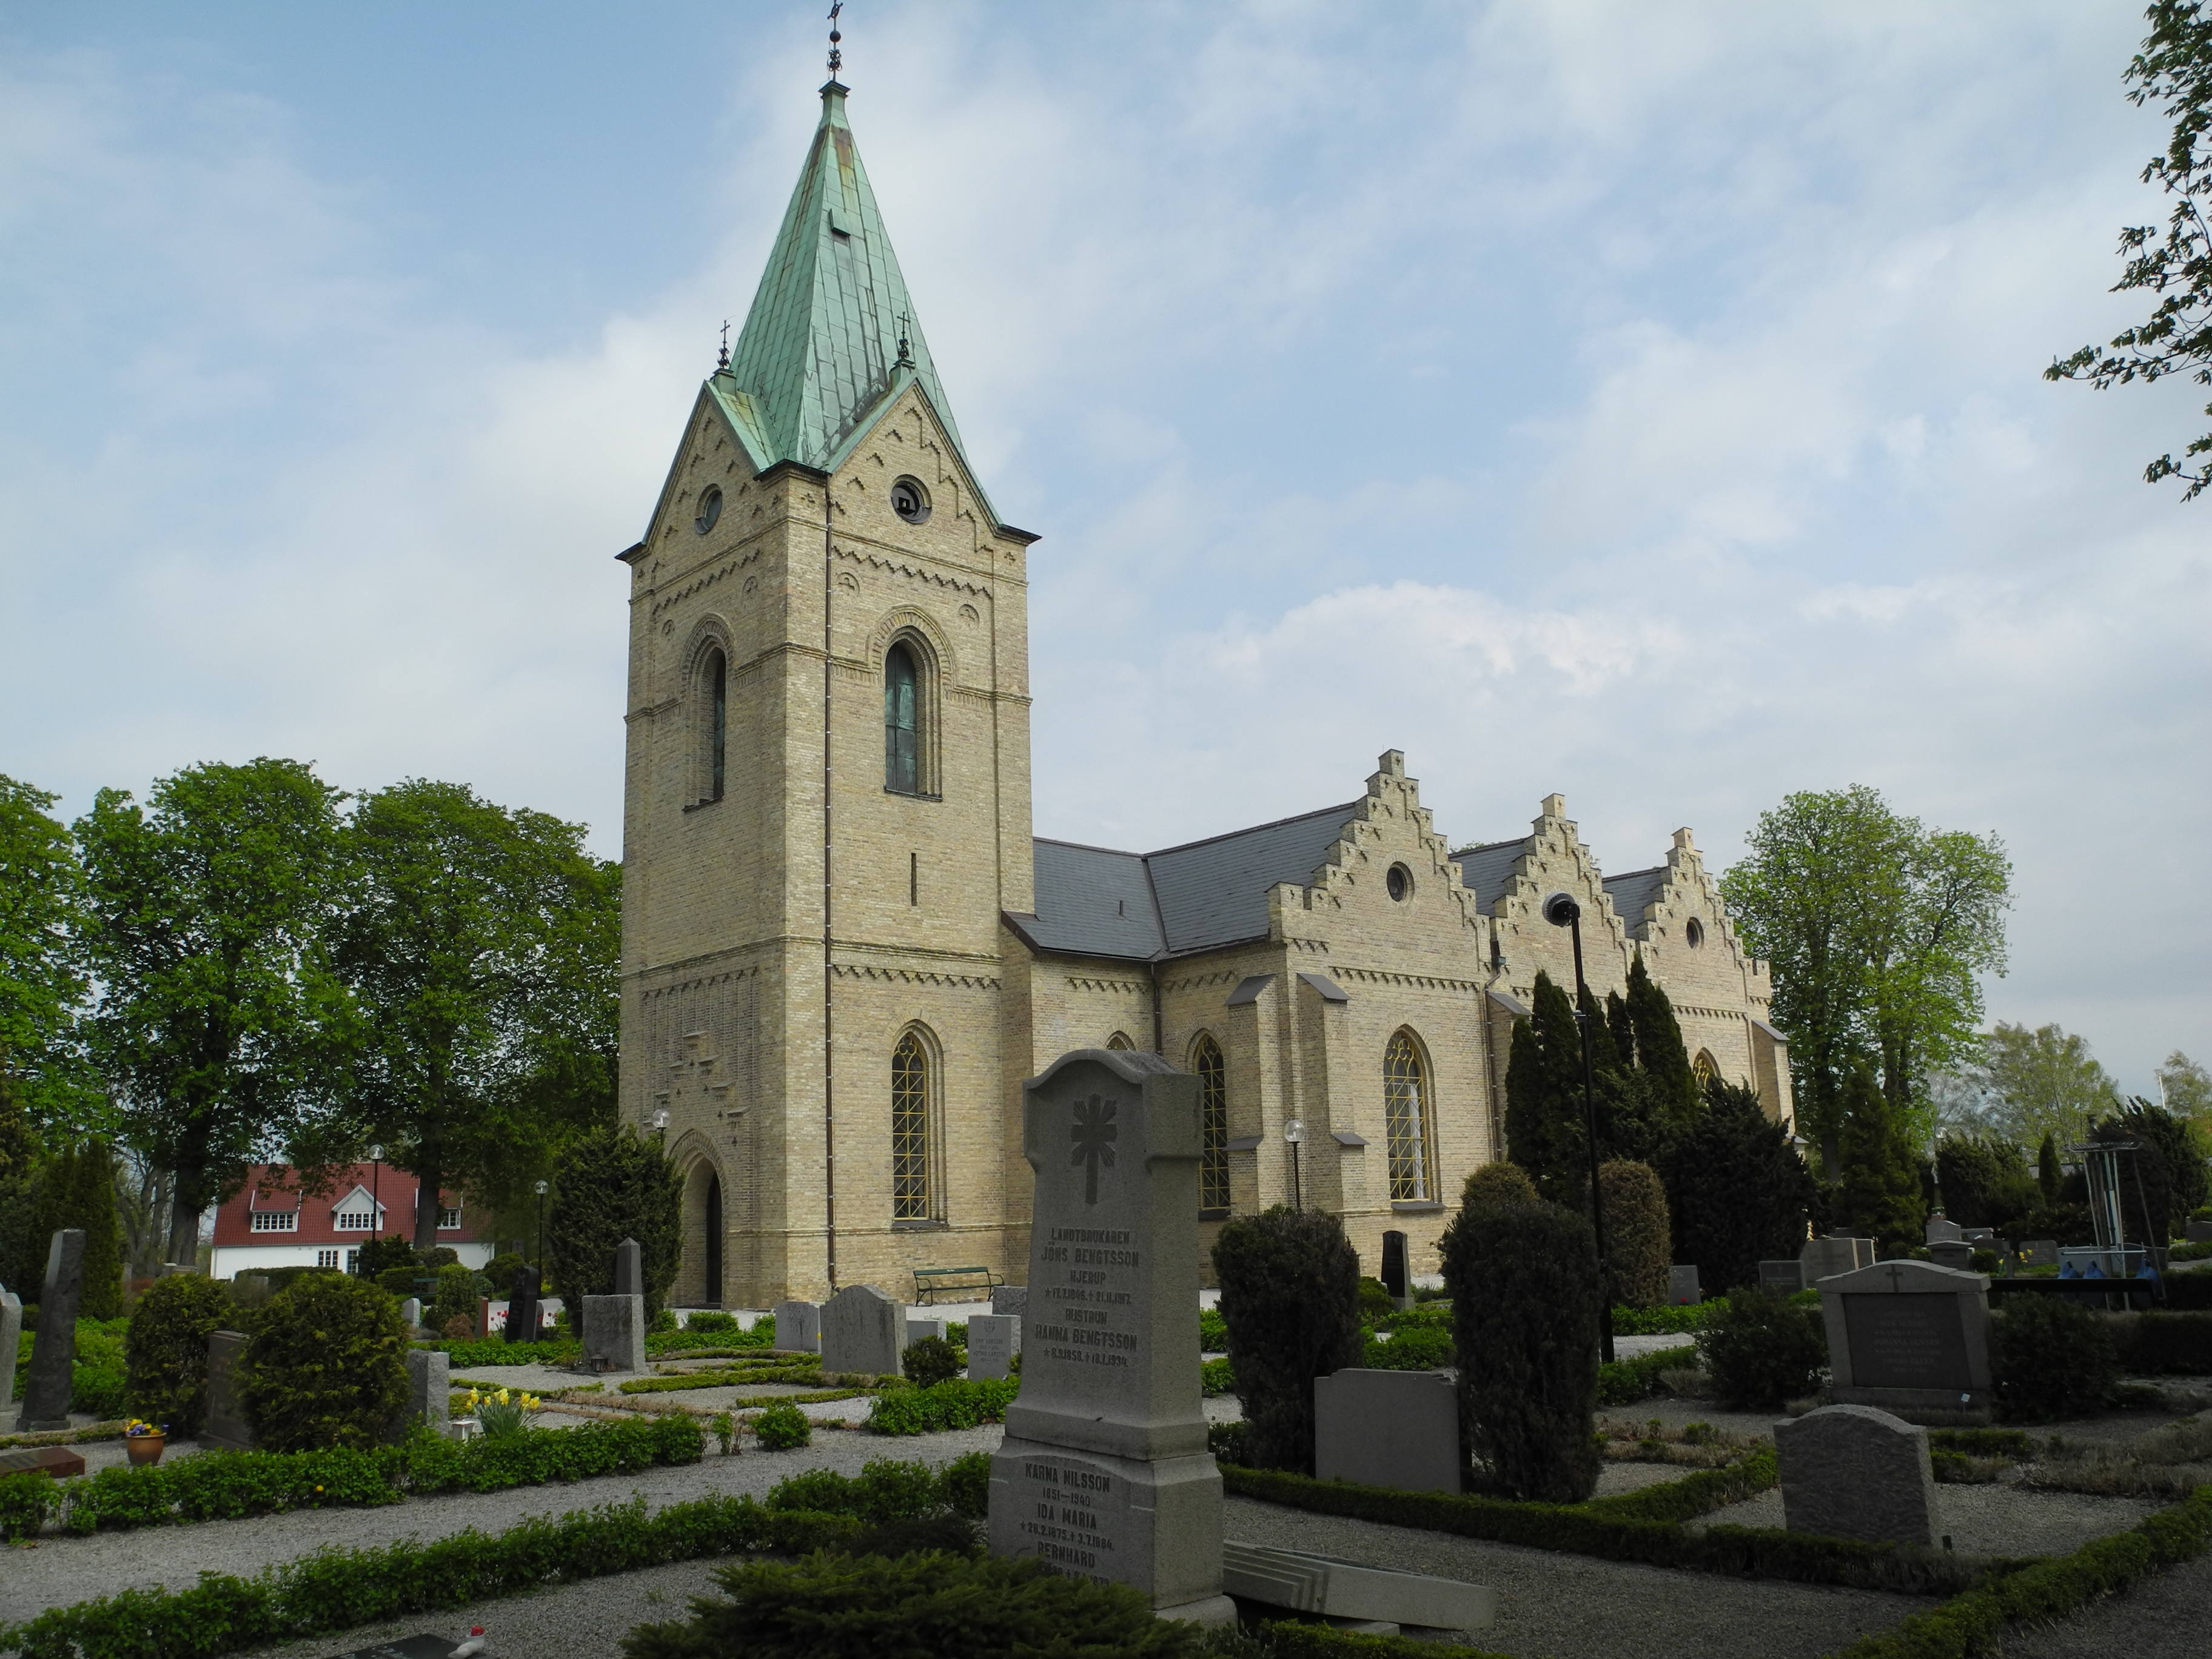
[694, 485, 723, 535]
[1685, 917, 1704, 948]
[890, 476, 930, 525]
[1386, 863, 1412, 902]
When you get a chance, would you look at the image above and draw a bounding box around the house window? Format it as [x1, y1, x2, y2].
[1384, 1030, 1437, 1203]
[1193, 1033, 1230, 1214]
[891, 1029, 936, 1222]
[334, 1207, 376, 1232]
[702, 646, 727, 803]
[884, 642, 922, 795]
[316, 1249, 340, 1269]
[344, 1248, 361, 1274]
[250, 1210, 298, 1233]
[438, 1207, 462, 1230]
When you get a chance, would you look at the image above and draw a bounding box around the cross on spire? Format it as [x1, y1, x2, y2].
[716, 318, 730, 371]
[826, 2, 843, 79]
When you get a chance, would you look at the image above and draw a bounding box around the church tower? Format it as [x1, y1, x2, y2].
[617, 78, 1039, 1307]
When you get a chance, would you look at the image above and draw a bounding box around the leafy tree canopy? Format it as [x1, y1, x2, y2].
[1832, 1066, 1926, 1256]
[2048, 1, 2212, 500]
[0, 775, 94, 1139]
[2157, 1049, 2211, 1128]
[1981, 1021, 2123, 1148]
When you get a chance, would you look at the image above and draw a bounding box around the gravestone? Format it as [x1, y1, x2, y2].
[1775, 1404, 1936, 1546]
[232, 1272, 272, 1310]
[201, 1330, 258, 1452]
[1925, 1216, 1964, 1246]
[1314, 1370, 1459, 1493]
[2187, 1218, 2212, 1244]
[581, 1294, 646, 1373]
[0, 1444, 87, 1479]
[988, 1048, 1232, 1623]
[0, 1285, 20, 1412]
[614, 1238, 643, 1298]
[505, 1264, 541, 1346]
[18, 1229, 87, 1432]
[1799, 1235, 1876, 1285]
[906, 1316, 947, 1349]
[1379, 1231, 1410, 1306]
[822, 1284, 906, 1376]
[1928, 1241, 1974, 1272]
[1820, 1259, 1991, 1423]
[991, 1284, 1029, 1318]
[968, 1313, 1020, 1380]
[773, 1299, 821, 1354]
[1667, 1264, 1701, 1306]
[1961, 1227, 1996, 1247]
[390, 1349, 451, 1441]
[399, 1296, 424, 1330]
[2019, 1239, 2060, 1269]
[1758, 1259, 1805, 1294]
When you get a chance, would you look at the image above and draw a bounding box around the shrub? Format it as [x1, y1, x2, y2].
[1600, 1160, 1672, 1310]
[1991, 1296, 2119, 1422]
[619, 1549, 1202, 1659]
[1357, 1276, 1396, 1321]
[1212, 1207, 1361, 1473]
[1595, 1344, 1698, 1407]
[2116, 1312, 2212, 1375]
[126, 1273, 232, 1436]
[764, 1458, 944, 1523]
[1441, 1181, 1601, 1503]
[902, 1335, 964, 1388]
[754, 1401, 812, 1449]
[354, 1235, 418, 1281]
[1201, 1356, 1236, 1395]
[1660, 1078, 1816, 1292]
[1934, 1136, 2039, 1234]
[1198, 1305, 1229, 1352]
[1461, 1159, 1538, 1209]
[866, 1377, 1018, 1435]
[1696, 1290, 1826, 1409]
[376, 1265, 427, 1299]
[1361, 1325, 1453, 1370]
[427, 1263, 480, 1329]
[939, 1450, 991, 1519]
[238, 1273, 412, 1450]
[547, 1124, 683, 1317]
[440, 1313, 474, 1342]
[687, 1310, 738, 1333]
[70, 1319, 132, 1419]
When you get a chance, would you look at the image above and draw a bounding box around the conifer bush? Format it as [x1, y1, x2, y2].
[547, 1124, 683, 1316]
[1598, 1159, 1671, 1309]
[1661, 1078, 1816, 1291]
[901, 1335, 964, 1388]
[126, 1272, 233, 1436]
[1212, 1207, 1362, 1473]
[1441, 1177, 1601, 1503]
[1696, 1290, 1827, 1409]
[1991, 1296, 2119, 1423]
[237, 1273, 412, 1451]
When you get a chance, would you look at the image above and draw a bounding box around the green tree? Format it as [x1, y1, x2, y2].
[2157, 1050, 2211, 1132]
[1934, 1134, 2039, 1233]
[2046, 1, 2212, 500]
[2037, 1130, 2063, 1203]
[2093, 1099, 2208, 1240]
[1598, 1159, 1672, 1310]
[1658, 1078, 1816, 1292]
[0, 776, 93, 1138]
[1621, 950, 1701, 1128]
[1210, 1207, 1361, 1473]
[1983, 1022, 2121, 1147]
[1833, 1067, 1925, 1255]
[329, 780, 619, 1250]
[1504, 972, 1589, 1210]
[76, 759, 347, 1265]
[545, 1122, 682, 1316]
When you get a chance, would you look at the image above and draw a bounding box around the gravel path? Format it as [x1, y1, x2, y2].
[2006, 1550, 2212, 1658]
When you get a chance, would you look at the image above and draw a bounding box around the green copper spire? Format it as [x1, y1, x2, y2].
[713, 81, 973, 484]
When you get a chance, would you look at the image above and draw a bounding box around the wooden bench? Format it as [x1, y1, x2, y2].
[911, 1265, 1003, 1305]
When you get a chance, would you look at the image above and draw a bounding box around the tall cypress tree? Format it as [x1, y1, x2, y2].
[1504, 973, 1589, 1211]
[1624, 951, 1700, 1128]
[1834, 1067, 1925, 1255]
[2037, 1130, 2062, 1204]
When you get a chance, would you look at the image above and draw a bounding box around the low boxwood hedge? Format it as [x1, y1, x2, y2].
[2115, 1312, 2212, 1376]
[865, 1376, 1019, 1435]
[1594, 1344, 1698, 1406]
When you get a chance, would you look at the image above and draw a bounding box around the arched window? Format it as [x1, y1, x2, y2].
[1384, 1030, 1437, 1203]
[1193, 1033, 1230, 1214]
[891, 1030, 936, 1222]
[884, 642, 920, 795]
[1105, 1031, 1135, 1051]
[1692, 1049, 1719, 1087]
[701, 646, 727, 803]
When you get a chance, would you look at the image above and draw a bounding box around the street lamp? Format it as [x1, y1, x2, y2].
[534, 1179, 549, 1268]
[1542, 892, 1615, 1363]
[366, 1145, 385, 1273]
[652, 1109, 669, 1137]
[1284, 1119, 1305, 1212]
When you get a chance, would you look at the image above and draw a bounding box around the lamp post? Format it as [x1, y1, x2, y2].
[534, 1179, 549, 1268]
[367, 1145, 385, 1274]
[1284, 1119, 1305, 1212]
[1543, 893, 1615, 1363]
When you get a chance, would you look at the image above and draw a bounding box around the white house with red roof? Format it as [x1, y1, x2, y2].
[209, 1162, 496, 1279]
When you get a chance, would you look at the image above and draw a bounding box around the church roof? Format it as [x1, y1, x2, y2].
[1449, 839, 1528, 908]
[1602, 865, 1667, 938]
[709, 81, 977, 492]
[1012, 803, 1361, 962]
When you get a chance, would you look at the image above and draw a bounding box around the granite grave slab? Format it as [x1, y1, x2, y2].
[1775, 1403, 1936, 1547]
[821, 1284, 904, 1376]
[967, 1312, 1019, 1379]
[1314, 1369, 1460, 1493]
[1820, 1259, 1991, 1423]
[19, 1229, 86, 1432]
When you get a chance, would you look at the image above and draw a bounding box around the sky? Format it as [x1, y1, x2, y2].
[1, 3, 2207, 1094]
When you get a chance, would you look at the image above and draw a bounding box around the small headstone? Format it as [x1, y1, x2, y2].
[1314, 1369, 1459, 1493]
[773, 1299, 822, 1354]
[1928, 1241, 1974, 1272]
[581, 1294, 646, 1373]
[232, 1272, 272, 1309]
[1758, 1259, 1804, 1294]
[991, 1284, 1029, 1318]
[1819, 1259, 1991, 1423]
[967, 1313, 1019, 1379]
[821, 1284, 905, 1376]
[614, 1238, 643, 1298]
[389, 1349, 451, 1441]
[0, 1285, 21, 1412]
[201, 1330, 258, 1452]
[2019, 1239, 2059, 1269]
[906, 1316, 947, 1348]
[988, 1048, 1232, 1622]
[1379, 1230, 1410, 1305]
[1667, 1264, 1701, 1306]
[505, 1264, 541, 1346]
[1925, 1216, 1965, 1246]
[399, 1296, 424, 1330]
[1775, 1403, 1936, 1546]
[2186, 1218, 2212, 1245]
[1961, 1228, 1996, 1246]
[0, 1444, 87, 1479]
[19, 1229, 87, 1431]
[1798, 1235, 1876, 1285]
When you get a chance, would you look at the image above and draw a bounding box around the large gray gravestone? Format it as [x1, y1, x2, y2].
[1379, 1231, 1410, 1305]
[1314, 1370, 1460, 1493]
[1775, 1404, 1936, 1547]
[389, 1349, 450, 1442]
[1820, 1260, 1991, 1423]
[0, 1285, 21, 1414]
[991, 1284, 1030, 1318]
[1800, 1235, 1876, 1285]
[968, 1313, 1019, 1380]
[19, 1229, 87, 1431]
[582, 1294, 646, 1373]
[614, 1238, 643, 1298]
[821, 1284, 905, 1376]
[773, 1299, 822, 1354]
[201, 1330, 257, 1452]
[1668, 1264, 1701, 1306]
[989, 1049, 1232, 1623]
[398, 1297, 424, 1330]
[1928, 1241, 1974, 1272]
[1925, 1216, 1965, 1246]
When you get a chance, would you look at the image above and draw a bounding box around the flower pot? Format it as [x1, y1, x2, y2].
[124, 1434, 166, 1466]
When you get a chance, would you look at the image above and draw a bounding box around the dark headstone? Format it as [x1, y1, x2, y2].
[1820, 1259, 1991, 1423]
[1928, 1241, 1974, 1272]
[505, 1264, 541, 1344]
[1667, 1264, 1701, 1305]
[19, 1229, 87, 1431]
[990, 1284, 1028, 1318]
[1379, 1231, 1409, 1302]
[201, 1330, 258, 1452]
[0, 1444, 87, 1478]
[614, 1237, 643, 1299]
[1758, 1258, 1805, 1294]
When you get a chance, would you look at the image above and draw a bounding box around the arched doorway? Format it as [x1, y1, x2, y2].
[703, 1173, 723, 1307]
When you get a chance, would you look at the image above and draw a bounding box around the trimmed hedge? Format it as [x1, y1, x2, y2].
[239, 1274, 412, 1450]
[619, 1362, 826, 1395]
[1212, 1207, 1363, 1475]
[125, 1273, 232, 1438]
[865, 1376, 1019, 1435]
[2116, 1312, 2212, 1376]
[1595, 1344, 1697, 1406]
[0, 1415, 704, 1541]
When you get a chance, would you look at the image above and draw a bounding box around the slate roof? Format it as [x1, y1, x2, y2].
[1603, 865, 1667, 938]
[1010, 803, 1360, 963]
[1449, 839, 1529, 910]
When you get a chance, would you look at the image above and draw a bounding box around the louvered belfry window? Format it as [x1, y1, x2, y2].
[1384, 1031, 1436, 1202]
[884, 643, 920, 794]
[891, 1031, 932, 1221]
[1194, 1034, 1230, 1213]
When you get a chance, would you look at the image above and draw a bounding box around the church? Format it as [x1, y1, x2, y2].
[615, 79, 1793, 1309]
